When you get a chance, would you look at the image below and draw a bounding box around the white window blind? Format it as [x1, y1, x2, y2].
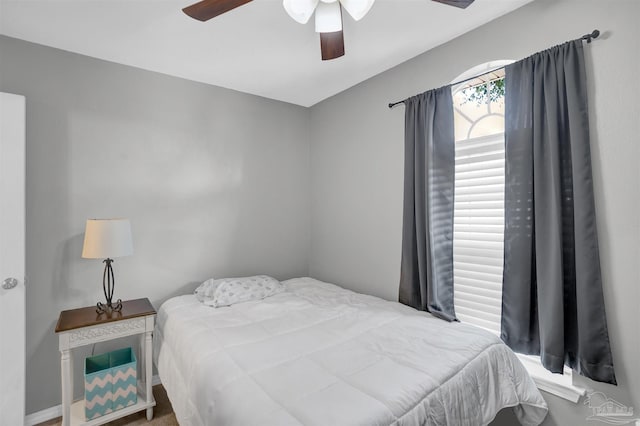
[453, 133, 505, 335]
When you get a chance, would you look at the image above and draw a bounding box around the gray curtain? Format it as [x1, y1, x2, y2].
[399, 86, 456, 322]
[502, 40, 616, 384]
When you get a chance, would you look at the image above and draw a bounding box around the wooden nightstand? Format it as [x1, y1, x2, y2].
[55, 298, 156, 426]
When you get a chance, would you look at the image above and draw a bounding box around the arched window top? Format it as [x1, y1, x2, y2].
[451, 60, 514, 90]
[451, 60, 513, 141]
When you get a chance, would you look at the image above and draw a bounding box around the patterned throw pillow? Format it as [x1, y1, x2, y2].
[195, 275, 284, 307]
[194, 278, 221, 303]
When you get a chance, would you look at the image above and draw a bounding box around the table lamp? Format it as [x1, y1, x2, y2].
[82, 218, 133, 314]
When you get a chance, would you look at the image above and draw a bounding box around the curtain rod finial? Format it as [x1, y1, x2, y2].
[583, 29, 600, 43]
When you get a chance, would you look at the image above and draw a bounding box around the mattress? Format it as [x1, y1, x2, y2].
[154, 277, 548, 426]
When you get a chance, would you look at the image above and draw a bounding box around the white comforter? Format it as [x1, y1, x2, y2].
[154, 277, 548, 426]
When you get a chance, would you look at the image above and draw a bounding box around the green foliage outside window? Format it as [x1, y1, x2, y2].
[461, 78, 505, 105]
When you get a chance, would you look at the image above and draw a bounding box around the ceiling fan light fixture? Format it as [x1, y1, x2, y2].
[283, 0, 319, 24]
[315, 1, 342, 33]
[181, 0, 475, 62]
[339, 0, 375, 21]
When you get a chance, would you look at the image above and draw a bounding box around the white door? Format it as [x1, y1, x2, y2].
[0, 92, 26, 425]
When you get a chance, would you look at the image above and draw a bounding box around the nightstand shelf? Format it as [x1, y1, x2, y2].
[56, 298, 156, 426]
[68, 387, 154, 426]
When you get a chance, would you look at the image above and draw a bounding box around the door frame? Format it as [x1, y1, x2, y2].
[0, 91, 26, 425]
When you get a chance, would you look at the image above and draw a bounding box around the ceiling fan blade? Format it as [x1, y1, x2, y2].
[320, 31, 345, 61]
[182, 0, 253, 22]
[431, 0, 474, 9]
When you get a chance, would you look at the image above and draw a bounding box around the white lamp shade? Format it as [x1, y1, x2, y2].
[315, 1, 342, 33]
[82, 219, 133, 259]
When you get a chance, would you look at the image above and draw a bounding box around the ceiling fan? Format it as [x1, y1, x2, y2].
[182, 0, 475, 61]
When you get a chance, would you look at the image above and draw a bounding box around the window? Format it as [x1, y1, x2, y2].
[452, 68, 506, 336]
[450, 62, 584, 402]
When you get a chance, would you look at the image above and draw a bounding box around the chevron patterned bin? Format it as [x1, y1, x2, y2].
[84, 347, 137, 420]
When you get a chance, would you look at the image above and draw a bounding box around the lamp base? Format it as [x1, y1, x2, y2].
[96, 258, 123, 315]
[96, 299, 123, 315]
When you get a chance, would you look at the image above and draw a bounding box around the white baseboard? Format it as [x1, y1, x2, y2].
[152, 374, 162, 386]
[24, 375, 162, 426]
[25, 404, 62, 426]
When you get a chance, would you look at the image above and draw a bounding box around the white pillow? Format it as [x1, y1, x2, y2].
[195, 275, 284, 307]
[194, 278, 221, 303]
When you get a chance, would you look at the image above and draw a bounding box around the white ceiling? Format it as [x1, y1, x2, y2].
[0, 0, 534, 107]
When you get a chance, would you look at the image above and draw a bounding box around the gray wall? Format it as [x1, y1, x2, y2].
[309, 0, 639, 425]
[0, 35, 311, 413]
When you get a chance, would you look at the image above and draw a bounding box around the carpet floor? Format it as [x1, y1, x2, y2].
[37, 385, 178, 426]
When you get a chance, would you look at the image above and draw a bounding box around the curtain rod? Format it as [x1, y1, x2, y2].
[387, 29, 601, 109]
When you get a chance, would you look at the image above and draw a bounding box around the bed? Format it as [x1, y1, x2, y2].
[154, 277, 548, 426]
